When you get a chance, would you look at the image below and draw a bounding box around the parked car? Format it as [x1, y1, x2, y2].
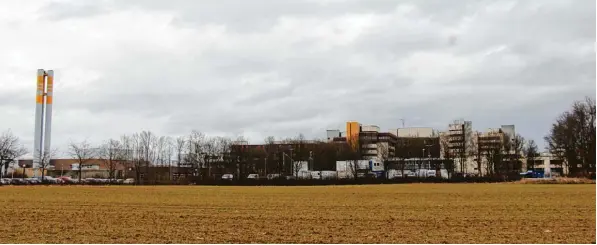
[247, 174, 260, 180]
[83, 178, 97, 184]
[521, 170, 544, 178]
[58, 176, 77, 184]
[389, 171, 403, 179]
[36, 176, 60, 184]
[266, 174, 281, 180]
[123, 178, 135, 184]
[11, 179, 26, 185]
[221, 174, 234, 181]
[3, 179, 13, 185]
[25, 178, 40, 185]
[427, 170, 437, 178]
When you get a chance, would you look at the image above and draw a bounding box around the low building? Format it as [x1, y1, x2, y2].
[15, 158, 134, 179]
[523, 153, 566, 177]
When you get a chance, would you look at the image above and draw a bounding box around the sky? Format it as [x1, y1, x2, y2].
[0, 0, 595, 156]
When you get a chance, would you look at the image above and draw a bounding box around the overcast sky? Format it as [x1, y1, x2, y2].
[0, 0, 595, 155]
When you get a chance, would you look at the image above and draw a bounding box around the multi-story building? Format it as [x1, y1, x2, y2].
[475, 125, 519, 175]
[440, 119, 475, 174]
[328, 121, 397, 160]
[390, 127, 440, 159]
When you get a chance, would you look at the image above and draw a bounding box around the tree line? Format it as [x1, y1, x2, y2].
[0, 96, 594, 181]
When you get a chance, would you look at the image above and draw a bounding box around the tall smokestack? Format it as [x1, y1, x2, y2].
[43, 70, 54, 156]
[33, 69, 46, 173]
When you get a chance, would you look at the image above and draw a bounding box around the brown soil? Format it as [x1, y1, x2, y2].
[0, 184, 594, 243]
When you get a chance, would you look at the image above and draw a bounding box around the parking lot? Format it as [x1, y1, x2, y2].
[0, 176, 135, 185]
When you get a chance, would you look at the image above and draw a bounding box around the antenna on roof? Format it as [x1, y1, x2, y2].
[400, 119, 405, 128]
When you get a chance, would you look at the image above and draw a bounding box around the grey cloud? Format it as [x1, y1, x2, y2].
[0, 0, 594, 151]
[40, 0, 109, 21]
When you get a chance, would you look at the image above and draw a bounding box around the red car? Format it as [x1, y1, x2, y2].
[57, 176, 77, 184]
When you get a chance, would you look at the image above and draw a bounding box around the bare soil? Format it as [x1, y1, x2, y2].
[0, 184, 594, 243]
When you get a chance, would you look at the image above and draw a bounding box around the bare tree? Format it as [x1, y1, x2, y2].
[545, 96, 596, 177]
[264, 136, 276, 176]
[472, 133, 483, 176]
[175, 136, 187, 181]
[215, 136, 232, 177]
[68, 140, 96, 182]
[346, 139, 361, 180]
[231, 135, 248, 179]
[440, 135, 455, 178]
[377, 142, 390, 179]
[202, 137, 219, 180]
[138, 131, 157, 184]
[484, 146, 502, 176]
[187, 130, 206, 180]
[523, 139, 539, 172]
[503, 134, 524, 177]
[122, 134, 144, 183]
[0, 130, 27, 177]
[37, 148, 58, 180]
[98, 138, 122, 182]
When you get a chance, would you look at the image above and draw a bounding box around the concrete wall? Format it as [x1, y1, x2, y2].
[361, 125, 380, 132]
[392, 127, 435, 138]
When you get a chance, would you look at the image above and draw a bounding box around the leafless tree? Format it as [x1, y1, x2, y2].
[175, 136, 187, 180]
[30, 147, 57, 180]
[346, 139, 361, 180]
[98, 138, 123, 182]
[68, 140, 96, 182]
[545, 96, 596, 177]
[214, 136, 232, 176]
[138, 131, 157, 184]
[376, 142, 390, 179]
[187, 130, 206, 180]
[472, 133, 483, 176]
[523, 139, 539, 172]
[233, 135, 249, 179]
[0, 130, 27, 177]
[503, 134, 524, 177]
[440, 135, 455, 178]
[121, 134, 143, 182]
[203, 137, 219, 180]
[484, 146, 502, 176]
[264, 136, 276, 176]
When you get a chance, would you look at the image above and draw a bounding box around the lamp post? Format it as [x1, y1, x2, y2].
[282, 152, 294, 177]
[421, 148, 426, 174]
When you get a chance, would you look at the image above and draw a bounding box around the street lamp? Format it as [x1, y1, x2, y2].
[282, 152, 294, 176]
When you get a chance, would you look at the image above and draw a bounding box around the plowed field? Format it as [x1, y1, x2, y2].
[0, 184, 594, 243]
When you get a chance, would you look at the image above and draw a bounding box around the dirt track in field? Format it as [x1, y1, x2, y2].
[0, 184, 594, 243]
